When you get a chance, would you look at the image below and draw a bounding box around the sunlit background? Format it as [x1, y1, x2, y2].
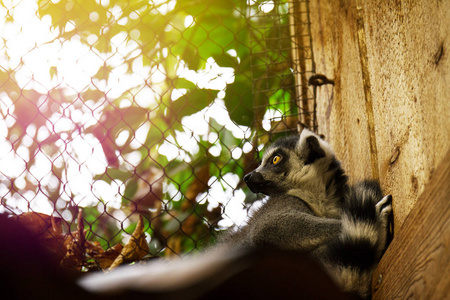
[0, 0, 305, 259]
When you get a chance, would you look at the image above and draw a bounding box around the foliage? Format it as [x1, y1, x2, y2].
[0, 0, 296, 268]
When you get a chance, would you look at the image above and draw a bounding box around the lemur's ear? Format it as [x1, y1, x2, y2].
[304, 135, 326, 164]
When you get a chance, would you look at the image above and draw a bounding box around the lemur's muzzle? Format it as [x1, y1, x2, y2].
[244, 171, 273, 195]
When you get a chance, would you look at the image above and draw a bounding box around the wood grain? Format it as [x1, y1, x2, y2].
[372, 150, 450, 299]
[311, 0, 450, 235]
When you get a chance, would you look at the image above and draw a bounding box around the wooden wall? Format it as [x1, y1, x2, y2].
[308, 0, 450, 233]
[302, 0, 450, 298]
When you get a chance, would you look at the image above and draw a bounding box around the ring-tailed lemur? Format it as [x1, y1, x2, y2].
[223, 129, 392, 298]
[79, 129, 392, 299]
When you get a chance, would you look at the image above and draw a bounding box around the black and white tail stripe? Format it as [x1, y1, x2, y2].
[324, 180, 392, 299]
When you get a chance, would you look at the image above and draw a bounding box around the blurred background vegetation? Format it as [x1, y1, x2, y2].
[0, 0, 311, 270]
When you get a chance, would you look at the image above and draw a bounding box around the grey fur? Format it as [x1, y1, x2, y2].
[230, 129, 392, 298]
[222, 194, 342, 252]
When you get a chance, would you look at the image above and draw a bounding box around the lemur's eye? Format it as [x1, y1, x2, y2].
[272, 155, 281, 165]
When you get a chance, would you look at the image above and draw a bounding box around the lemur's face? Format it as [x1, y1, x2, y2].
[244, 130, 330, 196]
[244, 146, 294, 195]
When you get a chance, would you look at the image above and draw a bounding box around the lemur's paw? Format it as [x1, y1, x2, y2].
[376, 195, 392, 217]
[376, 195, 393, 240]
[375, 195, 393, 255]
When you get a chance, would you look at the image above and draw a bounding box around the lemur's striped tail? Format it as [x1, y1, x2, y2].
[324, 180, 392, 299]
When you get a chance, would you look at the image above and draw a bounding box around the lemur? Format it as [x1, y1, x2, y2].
[79, 129, 392, 299]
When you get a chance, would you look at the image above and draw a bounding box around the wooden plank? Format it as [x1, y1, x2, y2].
[372, 149, 450, 299]
[312, 0, 450, 235]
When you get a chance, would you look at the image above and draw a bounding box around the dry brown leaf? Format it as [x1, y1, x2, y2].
[61, 231, 84, 269]
[88, 243, 124, 270]
[167, 236, 182, 256]
[12, 212, 63, 238]
[12, 212, 67, 260]
[60, 209, 87, 269]
[183, 164, 210, 209]
[108, 215, 149, 270]
[85, 240, 105, 257]
[181, 214, 202, 236]
[100, 244, 124, 269]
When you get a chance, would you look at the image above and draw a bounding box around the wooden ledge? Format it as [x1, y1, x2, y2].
[372, 150, 450, 299]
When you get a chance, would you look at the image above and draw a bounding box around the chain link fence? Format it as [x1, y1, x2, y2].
[0, 0, 316, 271]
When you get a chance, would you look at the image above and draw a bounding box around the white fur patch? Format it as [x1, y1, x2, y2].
[298, 129, 334, 159]
[341, 216, 378, 246]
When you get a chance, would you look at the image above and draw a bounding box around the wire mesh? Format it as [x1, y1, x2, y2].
[250, 0, 316, 136]
[0, 0, 316, 271]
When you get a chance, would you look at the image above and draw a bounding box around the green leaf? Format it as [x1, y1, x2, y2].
[181, 46, 204, 70]
[120, 106, 149, 128]
[212, 52, 239, 69]
[175, 0, 234, 18]
[224, 73, 254, 127]
[268, 89, 291, 111]
[172, 77, 197, 90]
[170, 88, 217, 119]
[94, 168, 132, 184]
[122, 179, 138, 201]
